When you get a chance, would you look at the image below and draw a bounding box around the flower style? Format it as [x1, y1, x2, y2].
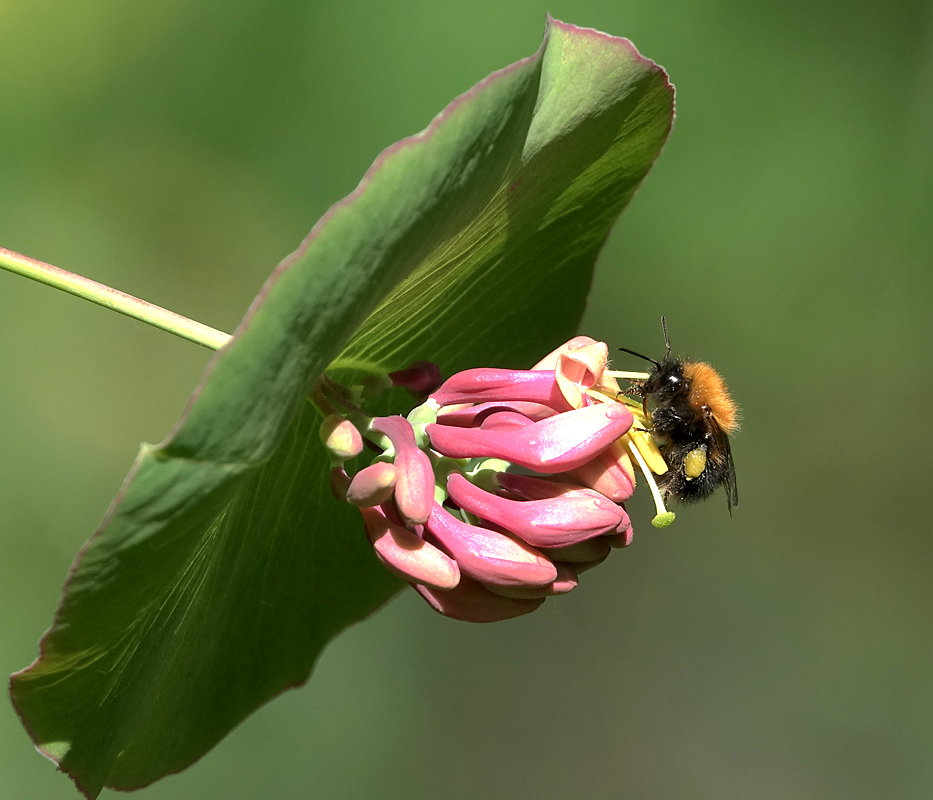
[320, 336, 666, 623]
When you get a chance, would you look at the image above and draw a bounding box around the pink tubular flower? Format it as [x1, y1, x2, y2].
[360, 506, 460, 590]
[371, 416, 434, 525]
[426, 401, 633, 473]
[533, 336, 622, 408]
[447, 472, 628, 548]
[430, 368, 573, 411]
[425, 502, 558, 588]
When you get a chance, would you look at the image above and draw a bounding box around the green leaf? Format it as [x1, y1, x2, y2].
[10, 17, 673, 799]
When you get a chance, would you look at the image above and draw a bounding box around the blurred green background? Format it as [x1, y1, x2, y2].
[1, 0, 931, 797]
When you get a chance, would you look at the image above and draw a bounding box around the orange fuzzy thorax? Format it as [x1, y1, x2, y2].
[683, 361, 739, 433]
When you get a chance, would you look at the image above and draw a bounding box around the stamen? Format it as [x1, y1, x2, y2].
[624, 434, 676, 528]
[604, 369, 651, 381]
[629, 428, 667, 475]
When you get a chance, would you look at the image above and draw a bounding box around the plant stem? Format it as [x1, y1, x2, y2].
[0, 247, 231, 351]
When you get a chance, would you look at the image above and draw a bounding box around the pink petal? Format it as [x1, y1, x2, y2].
[425, 503, 557, 587]
[531, 336, 602, 371]
[447, 472, 628, 548]
[430, 368, 572, 411]
[413, 576, 545, 622]
[359, 507, 460, 590]
[426, 402, 633, 473]
[371, 416, 434, 525]
[532, 337, 621, 406]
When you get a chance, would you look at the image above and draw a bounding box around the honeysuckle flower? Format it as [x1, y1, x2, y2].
[370, 415, 434, 525]
[532, 336, 621, 409]
[426, 401, 633, 473]
[360, 506, 460, 590]
[446, 472, 628, 548]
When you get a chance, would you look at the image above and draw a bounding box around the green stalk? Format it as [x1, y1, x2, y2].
[0, 247, 231, 351]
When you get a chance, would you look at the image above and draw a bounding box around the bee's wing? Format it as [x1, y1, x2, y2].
[712, 420, 738, 514]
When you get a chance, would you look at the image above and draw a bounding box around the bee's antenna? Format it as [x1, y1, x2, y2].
[660, 316, 671, 360]
[617, 346, 660, 367]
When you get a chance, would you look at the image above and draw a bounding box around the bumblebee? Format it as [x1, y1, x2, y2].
[619, 319, 739, 513]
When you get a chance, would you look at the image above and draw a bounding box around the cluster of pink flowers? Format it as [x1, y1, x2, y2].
[322, 338, 639, 622]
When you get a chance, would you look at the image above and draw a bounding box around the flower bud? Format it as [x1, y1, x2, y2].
[426, 402, 633, 474]
[346, 462, 397, 507]
[431, 368, 572, 411]
[557, 439, 635, 502]
[389, 360, 443, 395]
[359, 506, 460, 590]
[371, 416, 435, 525]
[425, 503, 557, 588]
[447, 472, 628, 548]
[319, 415, 363, 462]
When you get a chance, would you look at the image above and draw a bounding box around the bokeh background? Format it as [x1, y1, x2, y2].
[2, 1, 931, 797]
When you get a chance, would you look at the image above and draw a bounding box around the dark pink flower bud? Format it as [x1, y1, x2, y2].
[413, 575, 544, 622]
[447, 472, 628, 548]
[427, 401, 632, 474]
[346, 462, 397, 507]
[425, 503, 557, 588]
[371, 416, 434, 525]
[360, 507, 460, 590]
[430, 368, 572, 411]
[389, 360, 443, 395]
[436, 401, 557, 427]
